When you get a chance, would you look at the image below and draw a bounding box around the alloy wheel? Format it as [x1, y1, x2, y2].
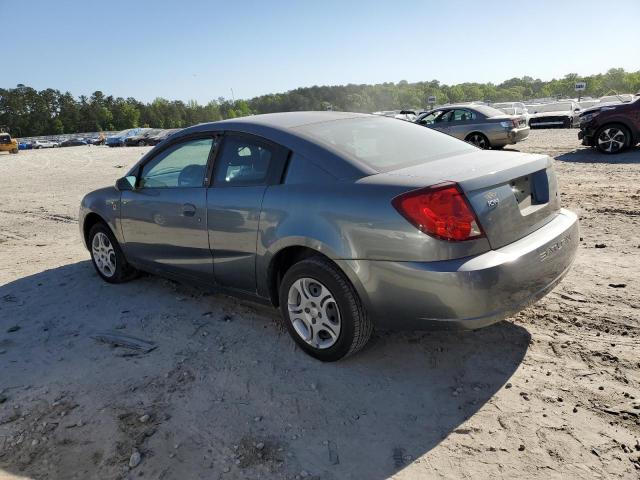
[91, 232, 117, 278]
[287, 277, 341, 349]
[597, 127, 626, 153]
[467, 134, 488, 149]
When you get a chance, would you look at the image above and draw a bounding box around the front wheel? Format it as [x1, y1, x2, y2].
[279, 257, 372, 361]
[465, 132, 490, 149]
[88, 223, 138, 283]
[596, 124, 630, 154]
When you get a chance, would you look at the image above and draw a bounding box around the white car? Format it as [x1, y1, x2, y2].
[32, 139, 59, 149]
[492, 102, 531, 126]
[526, 101, 581, 128]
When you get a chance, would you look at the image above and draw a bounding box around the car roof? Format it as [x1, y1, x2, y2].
[168, 112, 377, 179]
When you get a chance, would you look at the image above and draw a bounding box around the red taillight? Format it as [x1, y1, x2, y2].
[392, 183, 485, 241]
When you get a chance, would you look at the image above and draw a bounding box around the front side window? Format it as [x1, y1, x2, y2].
[213, 136, 273, 186]
[139, 137, 214, 188]
[417, 110, 452, 125]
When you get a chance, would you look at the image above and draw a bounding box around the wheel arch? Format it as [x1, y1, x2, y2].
[265, 245, 371, 315]
[82, 212, 110, 249]
[266, 245, 330, 307]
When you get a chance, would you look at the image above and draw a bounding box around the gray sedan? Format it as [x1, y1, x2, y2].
[79, 112, 577, 361]
[415, 104, 530, 149]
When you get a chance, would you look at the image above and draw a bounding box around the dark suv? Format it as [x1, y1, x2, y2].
[578, 96, 640, 154]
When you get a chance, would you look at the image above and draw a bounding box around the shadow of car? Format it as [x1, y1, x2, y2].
[0, 260, 529, 479]
[556, 145, 640, 164]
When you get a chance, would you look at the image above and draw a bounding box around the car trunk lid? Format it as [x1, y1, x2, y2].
[386, 150, 561, 249]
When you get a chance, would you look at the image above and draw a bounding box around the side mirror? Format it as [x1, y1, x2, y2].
[115, 175, 136, 191]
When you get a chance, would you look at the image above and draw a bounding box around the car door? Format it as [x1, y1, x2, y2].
[416, 110, 452, 134]
[207, 133, 289, 293]
[120, 135, 218, 282]
[447, 109, 478, 140]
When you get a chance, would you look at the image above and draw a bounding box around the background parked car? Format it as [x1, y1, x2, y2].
[527, 101, 581, 128]
[105, 128, 142, 147]
[578, 96, 640, 154]
[84, 134, 106, 145]
[18, 140, 33, 150]
[414, 104, 529, 149]
[146, 128, 181, 146]
[124, 128, 162, 147]
[32, 139, 59, 148]
[60, 138, 88, 147]
[492, 102, 531, 126]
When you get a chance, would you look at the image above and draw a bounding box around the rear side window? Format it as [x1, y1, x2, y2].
[451, 109, 476, 121]
[213, 136, 273, 186]
[295, 116, 475, 172]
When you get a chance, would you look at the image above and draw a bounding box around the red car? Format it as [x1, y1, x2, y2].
[578, 95, 640, 154]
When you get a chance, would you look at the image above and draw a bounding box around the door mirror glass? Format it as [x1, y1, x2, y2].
[115, 175, 136, 191]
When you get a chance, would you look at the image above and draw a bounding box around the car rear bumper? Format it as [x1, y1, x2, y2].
[507, 126, 530, 144]
[340, 208, 578, 330]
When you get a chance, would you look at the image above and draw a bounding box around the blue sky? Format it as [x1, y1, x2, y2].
[2, 0, 639, 103]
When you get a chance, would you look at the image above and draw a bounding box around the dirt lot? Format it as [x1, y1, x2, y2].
[0, 130, 639, 480]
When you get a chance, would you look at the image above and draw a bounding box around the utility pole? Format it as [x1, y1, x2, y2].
[230, 88, 235, 103]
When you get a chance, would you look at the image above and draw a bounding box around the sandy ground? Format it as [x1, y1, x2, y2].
[0, 130, 639, 480]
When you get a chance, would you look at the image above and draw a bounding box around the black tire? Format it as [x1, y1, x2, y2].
[465, 132, 491, 149]
[137, 140, 145, 147]
[279, 256, 372, 361]
[595, 124, 630, 154]
[88, 222, 138, 283]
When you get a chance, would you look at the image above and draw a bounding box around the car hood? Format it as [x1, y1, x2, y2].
[529, 110, 572, 118]
[579, 103, 622, 116]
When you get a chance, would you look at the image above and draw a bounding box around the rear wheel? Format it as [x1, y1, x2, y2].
[137, 140, 145, 147]
[595, 124, 630, 154]
[10, 148, 18, 154]
[88, 223, 138, 283]
[465, 132, 490, 149]
[279, 257, 372, 361]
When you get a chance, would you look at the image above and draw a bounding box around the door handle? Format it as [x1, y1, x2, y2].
[182, 203, 197, 217]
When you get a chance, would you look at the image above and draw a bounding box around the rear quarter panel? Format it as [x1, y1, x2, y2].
[256, 180, 491, 298]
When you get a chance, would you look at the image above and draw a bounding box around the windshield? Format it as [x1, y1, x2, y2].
[497, 107, 516, 115]
[294, 116, 476, 172]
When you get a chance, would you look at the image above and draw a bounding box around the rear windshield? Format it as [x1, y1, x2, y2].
[294, 116, 475, 172]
